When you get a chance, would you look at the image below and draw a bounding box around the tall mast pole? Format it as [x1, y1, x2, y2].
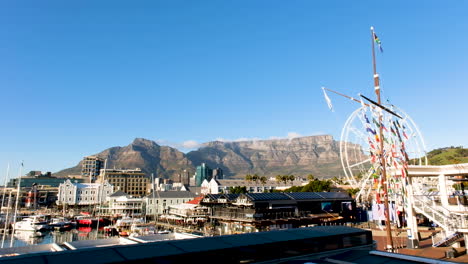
[10, 162, 23, 248]
[371, 26, 394, 252]
[1, 163, 10, 211]
[95, 158, 107, 236]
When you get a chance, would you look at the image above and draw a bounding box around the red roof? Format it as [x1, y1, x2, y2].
[186, 195, 204, 205]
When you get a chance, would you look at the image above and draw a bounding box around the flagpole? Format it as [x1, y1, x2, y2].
[371, 26, 394, 252]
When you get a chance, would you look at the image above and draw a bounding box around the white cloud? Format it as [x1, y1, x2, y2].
[182, 140, 201, 149]
[287, 132, 302, 139]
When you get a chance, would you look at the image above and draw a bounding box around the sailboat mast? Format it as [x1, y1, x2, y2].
[95, 158, 108, 233]
[10, 162, 23, 248]
[1, 191, 12, 248]
[371, 26, 394, 251]
[1, 163, 10, 211]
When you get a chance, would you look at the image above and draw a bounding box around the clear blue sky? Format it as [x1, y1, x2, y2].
[1, 0, 467, 178]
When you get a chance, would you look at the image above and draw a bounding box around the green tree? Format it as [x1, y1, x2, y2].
[260, 176, 267, 185]
[275, 175, 283, 184]
[245, 174, 253, 181]
[288, 175, 295, 183]
[307, 174, 315, 181]
[283, 179, 333, 193]
[346, 188, 360, 197]
[229, 186, 248, 194]
[252, 174, 259, 183]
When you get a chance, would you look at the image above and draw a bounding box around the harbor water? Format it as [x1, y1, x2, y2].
[0, 227, 109, 249]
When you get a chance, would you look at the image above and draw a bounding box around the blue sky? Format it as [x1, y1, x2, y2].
[0, 1, 467, 177]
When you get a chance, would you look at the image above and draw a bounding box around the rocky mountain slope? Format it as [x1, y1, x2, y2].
[55, 135, 346, 179]
[54, 138, 194, 178]
[187, 135, 342, 178]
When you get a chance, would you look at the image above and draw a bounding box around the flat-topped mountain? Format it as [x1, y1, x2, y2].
[187, 135, 341, 178]
[55, 135, 345, 179]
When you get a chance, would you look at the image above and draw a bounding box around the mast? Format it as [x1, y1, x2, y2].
[1, 191, 12, 248]
[1, 163, 10, 212]
[371, 26, 394, 251]
[10, 162, 23, 248]
[151, 173, 157, 223]
[95, 158, 108, 235]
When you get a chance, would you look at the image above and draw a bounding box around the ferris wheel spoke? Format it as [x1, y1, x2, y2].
[348, 158, 372, 169]
[349, 127, 370, 143]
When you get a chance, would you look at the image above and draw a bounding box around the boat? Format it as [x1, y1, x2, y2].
[130, 223, 156, 235]
[115, 217, 145, 228]
[103, 217, 145, 237]
[49, 217, 74, 231]
[13, 230, 45, 245]
[13, 215, 49, 231]
[75, 215, 110, 227]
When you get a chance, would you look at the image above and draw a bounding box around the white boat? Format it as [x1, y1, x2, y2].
[13, 230, 45, 245]
[115, 217, 145, 228]
[13, 215, 49, 231]
[49, 217, 72, 227]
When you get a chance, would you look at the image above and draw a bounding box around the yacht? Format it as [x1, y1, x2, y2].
[49, 217, 74, 231]
[13, 215, 49, 231]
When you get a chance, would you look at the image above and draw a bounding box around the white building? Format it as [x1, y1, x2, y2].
[57, 179, 113, 205]
[200, 178, 308, 194]
[145, 191, 197, 217]
[106, 190, 143, 216]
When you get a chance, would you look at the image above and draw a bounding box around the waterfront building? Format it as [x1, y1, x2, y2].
[200, 178, 307, 194]
[99, 168, 149, 197]
[201, 192, 355, 235]
[7, 171, 83, 188]
[81, 156, 104, 183]
[165, 195, 209, 225]
[0, 186, 58, 210]
[195, 163, 212, 187]
[107, 191, 143, 216]
[57, 179, 113, 206]
[145, 191, 197, 218]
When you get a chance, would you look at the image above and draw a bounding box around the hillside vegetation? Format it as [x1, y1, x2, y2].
[427, 147, 468, 165]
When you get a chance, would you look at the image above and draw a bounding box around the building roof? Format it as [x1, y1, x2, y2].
[217, 179, 304, 187]
[285, 192, 350, 200]
[243, 192, 292, 201]
[186, 195, 204, 205]
[146, 191, 197, 199]
[235, 192, 352, 202]
[184, 186, 202, 194]
[109, 190, 130, 197]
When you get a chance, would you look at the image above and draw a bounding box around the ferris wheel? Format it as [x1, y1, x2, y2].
[339, 103, 428, 202]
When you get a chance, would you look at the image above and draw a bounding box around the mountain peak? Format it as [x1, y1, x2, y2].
[131, 138, 159, 147]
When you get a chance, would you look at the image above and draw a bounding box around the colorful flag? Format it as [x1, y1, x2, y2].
[367, 127, 376, 135]
[364, 114, 370, 124]
[374, 31, 384, 52]
[381, 123, 388, 132]
[372, 118, 381, 128]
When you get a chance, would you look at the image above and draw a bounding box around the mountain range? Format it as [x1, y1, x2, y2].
[54, 135, 346, 179]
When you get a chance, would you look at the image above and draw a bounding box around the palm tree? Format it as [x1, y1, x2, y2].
[252, 174, 259, 183]
[245, 174, 253, 182]
[275, 175, 283, 184]
[281, 175, 288, 185]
